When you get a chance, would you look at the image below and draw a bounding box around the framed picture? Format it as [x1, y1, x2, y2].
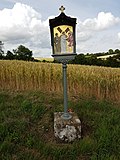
[53, 25, 74, 54]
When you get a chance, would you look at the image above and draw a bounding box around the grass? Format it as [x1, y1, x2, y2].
[0, 91, 120, 160]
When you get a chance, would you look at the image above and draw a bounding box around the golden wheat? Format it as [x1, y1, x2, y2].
[0, 60, 120, 102]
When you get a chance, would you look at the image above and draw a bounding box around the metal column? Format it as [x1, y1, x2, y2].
[61, 62, 72, 120]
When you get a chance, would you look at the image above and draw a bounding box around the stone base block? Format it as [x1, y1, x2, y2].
[54, 112, 81, 142]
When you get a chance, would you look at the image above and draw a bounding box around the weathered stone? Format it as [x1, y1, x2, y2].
[54, 112, 81, 142]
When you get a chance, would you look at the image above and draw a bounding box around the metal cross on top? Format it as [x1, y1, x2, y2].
[59, 5, 65, 13]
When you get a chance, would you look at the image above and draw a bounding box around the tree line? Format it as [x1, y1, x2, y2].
[68, 49, 120, 68]
[0, 42, 34, 61]
[0, 41, 120, 67]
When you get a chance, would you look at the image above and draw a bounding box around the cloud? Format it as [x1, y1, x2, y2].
[80, 12, 120, 31]
[0, 3, 120, 57]
[0, 3, 50, 56]
[76, 12, 120, 52]
[118, 32, 120, 40]
[77, 31, 93, 42]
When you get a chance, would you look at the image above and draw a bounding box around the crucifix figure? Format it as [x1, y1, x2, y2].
[59, 6, 65, 13]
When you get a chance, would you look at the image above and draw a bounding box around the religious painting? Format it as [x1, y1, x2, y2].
[53, 25, 74, 54]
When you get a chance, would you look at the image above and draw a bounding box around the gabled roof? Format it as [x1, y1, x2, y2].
[49, 12, 76, 27]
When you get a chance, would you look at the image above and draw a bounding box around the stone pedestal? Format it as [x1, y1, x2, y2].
[54, 112, 81, 142]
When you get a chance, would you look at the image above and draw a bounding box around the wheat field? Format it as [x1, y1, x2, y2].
[0, 60, 120, 102]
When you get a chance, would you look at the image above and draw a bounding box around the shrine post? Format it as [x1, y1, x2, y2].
[49, 6, 77, 120]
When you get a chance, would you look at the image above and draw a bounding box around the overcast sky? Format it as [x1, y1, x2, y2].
[0, 0, 120, 57]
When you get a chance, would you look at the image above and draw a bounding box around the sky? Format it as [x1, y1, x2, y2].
[0, 0, 120, 57]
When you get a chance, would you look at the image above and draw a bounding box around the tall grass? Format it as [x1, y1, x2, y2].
[0, 60, 120, 102]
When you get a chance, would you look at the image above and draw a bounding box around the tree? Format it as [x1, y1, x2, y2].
[0, 41, 4, 59]
[115, 49, 120, 54]
[86, 55, 97, 66]
[106, 56, 119, 67]
[108, 49, 114, 54]
[114, 53, 120, 61]
[6, 50, 14, 60]
[13, 45, 33, 61]
[72, 54, 86, 64]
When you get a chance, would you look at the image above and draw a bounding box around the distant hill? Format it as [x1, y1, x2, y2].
[34, 57, 54, 62]
[97, 54, 117, 60]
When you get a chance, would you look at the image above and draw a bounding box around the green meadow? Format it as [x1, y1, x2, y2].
[0, 91, 120, 160]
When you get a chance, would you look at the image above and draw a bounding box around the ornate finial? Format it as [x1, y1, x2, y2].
[59, 6, 65, 13]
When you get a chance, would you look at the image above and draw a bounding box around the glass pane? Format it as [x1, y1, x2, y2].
[53, 25, 74, 54]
